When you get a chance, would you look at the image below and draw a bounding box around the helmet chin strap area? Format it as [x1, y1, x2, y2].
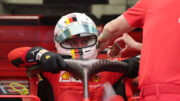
[71, 49, 83, 59]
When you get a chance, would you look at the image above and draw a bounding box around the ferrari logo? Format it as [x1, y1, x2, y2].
[92, 75, 100, 83]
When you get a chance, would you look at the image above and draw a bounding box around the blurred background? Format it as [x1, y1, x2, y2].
[0, 0, 138, 19]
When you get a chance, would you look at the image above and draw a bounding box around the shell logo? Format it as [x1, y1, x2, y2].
[62, 72, 71, 80]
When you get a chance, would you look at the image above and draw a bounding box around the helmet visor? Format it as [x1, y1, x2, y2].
[60, 35, 97, 49]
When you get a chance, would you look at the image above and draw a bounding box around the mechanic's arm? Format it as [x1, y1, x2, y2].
[98, 15, 135, 51]
[8, 47, 70, 73]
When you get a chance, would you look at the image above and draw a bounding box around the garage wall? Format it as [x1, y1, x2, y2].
[0, 0, 138, 18]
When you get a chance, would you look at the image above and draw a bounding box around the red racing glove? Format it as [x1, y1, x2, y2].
[8, 46, 71, 73]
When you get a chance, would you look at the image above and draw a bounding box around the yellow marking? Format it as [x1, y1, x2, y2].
[65, 16, 70, 25]
[46, 55, 51, 59]
[62, 72, 70, 80]
[9, 83, 29, 95]
[38, 74, 43, 81]
[71, 49, 75, 59]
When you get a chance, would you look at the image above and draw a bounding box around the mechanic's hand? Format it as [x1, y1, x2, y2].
[97, 38, 109, 52]
[114, 33, 142, 56]
[107, 43, 122, 58]
[26, 47, 70, 73]
[97, 31, 112, 52]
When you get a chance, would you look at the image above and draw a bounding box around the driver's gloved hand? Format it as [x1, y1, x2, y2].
[26, 46, 71, 73]
[122, 56, 140, 78]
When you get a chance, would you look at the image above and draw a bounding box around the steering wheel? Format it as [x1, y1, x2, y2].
[63, 59, 129, 101]
[27, 58, 139, 101]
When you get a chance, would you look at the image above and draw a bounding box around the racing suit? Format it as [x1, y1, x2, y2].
[8, 47, 136, 101]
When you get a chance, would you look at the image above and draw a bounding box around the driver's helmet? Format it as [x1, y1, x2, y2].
[54, 12, 99, 59]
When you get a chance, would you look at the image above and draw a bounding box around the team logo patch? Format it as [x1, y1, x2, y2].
[92, 75, 100, 83]
[59, 71, 81, 82]
[62, 72, 70, 80]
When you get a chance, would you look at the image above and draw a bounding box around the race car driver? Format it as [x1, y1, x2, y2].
[8, 12, 139, 101]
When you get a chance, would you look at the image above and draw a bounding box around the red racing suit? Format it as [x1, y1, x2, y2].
[8, 47, 132, 101]
[43, 70, 123, 101]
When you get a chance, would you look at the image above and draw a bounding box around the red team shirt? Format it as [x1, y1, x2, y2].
[124, 0, 180, 89]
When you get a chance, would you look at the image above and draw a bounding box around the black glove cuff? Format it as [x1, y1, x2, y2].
[123, 56, 140, 78]
[39, 52, 67, 73]
[26, 46, 44, 63]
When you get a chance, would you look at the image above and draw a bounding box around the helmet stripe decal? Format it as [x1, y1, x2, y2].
[74, 49, 83, 59]
[68, 15, 73, 23]
[72, 17, 77, 22]
[78, 49, 83, 59]
[72, 35, 77, 38]
[71, 49, 82, 59]
[75, 49, 80, 59]
[65, 16, 70, 25]
[70, 14, 77, 22]
[71, 49, 76, 59]
[65, 15, 77, 25]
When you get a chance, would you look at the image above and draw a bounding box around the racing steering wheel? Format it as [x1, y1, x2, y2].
[27, 58, 139, 101]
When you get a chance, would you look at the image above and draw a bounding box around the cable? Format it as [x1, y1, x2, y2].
[9, 83, 29, 95]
